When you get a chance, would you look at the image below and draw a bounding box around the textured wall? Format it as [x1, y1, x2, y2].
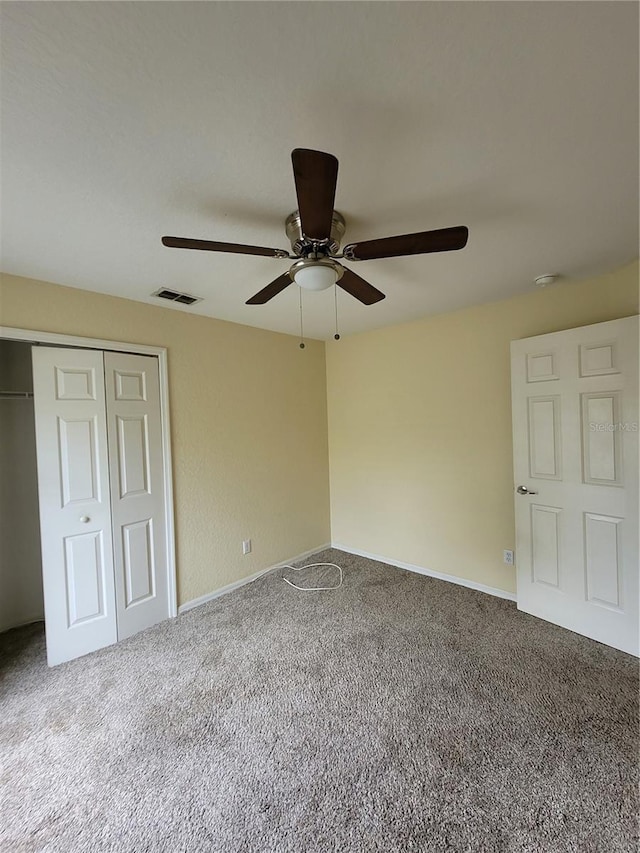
[326, 261, 639, 594]
[2, 261, 637, 608]
[0, 273, 331, 606]
[0, 340, 44, 629]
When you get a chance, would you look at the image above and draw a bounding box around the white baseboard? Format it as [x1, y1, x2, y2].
[177, 542, 332, 615]
[0, 615, 45, 634]
[332, 543, 517, 602]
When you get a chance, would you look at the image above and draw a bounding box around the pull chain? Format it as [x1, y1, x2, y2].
[299, 288, 305, 349]
[334, 284, 341, 340]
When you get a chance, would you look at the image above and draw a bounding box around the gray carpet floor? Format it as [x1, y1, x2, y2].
[1, 549, 638, 852]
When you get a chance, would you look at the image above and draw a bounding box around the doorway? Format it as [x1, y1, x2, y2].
[0, 340, 43, 633]
[0, 326, 177, 665]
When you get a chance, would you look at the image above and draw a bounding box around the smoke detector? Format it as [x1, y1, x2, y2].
[534, 274, 558, 288]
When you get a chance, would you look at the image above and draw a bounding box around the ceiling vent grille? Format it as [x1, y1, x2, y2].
[152, 288, 202, 306]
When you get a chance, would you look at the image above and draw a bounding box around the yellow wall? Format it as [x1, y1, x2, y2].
[326, 261, 639, 595]
[0, 273, 331, 606]
[2, 261, 638, 606]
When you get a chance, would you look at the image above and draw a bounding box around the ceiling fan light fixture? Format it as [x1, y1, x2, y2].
[163, 148, 469, 309]
[293, 262, 338, 292]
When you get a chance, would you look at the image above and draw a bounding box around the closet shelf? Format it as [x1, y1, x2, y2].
[0, 390, 34, 399]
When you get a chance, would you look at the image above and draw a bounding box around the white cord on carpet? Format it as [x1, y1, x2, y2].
[282, 562, 343, 591]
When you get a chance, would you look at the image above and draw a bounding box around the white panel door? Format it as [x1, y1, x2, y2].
[32, 347, 117, 666]
[511, 316, 639, 656]
[104, 352, 169, 640]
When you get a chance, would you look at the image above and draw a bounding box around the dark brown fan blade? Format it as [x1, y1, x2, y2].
[245, 272, 292, 305]
[343, 226, 468, 261]
[291, 149, 338, 241]
[162, 236, 288, 258]
[337, 267, 385, 305]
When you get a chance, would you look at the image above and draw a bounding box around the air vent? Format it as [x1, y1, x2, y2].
[152, 288, 202, 306]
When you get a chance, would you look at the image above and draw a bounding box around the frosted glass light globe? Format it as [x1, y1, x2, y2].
[294, 263, 337, 291]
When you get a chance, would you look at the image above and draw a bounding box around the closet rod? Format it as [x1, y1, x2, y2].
[0, 391, 34, 399]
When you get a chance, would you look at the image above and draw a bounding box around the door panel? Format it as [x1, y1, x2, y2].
[55, 366, 98, 400]
[64, 531, 108, 624]
[59, 416, 102, 504]
[511, 316, 639, 655]
[584, 513, 622, 609]
[581, 393, 622, 484]
[528, 396, 561, 478]
[531, 504, 562, 588]
[32, 347, 117, 665]
[116, 415, 150, 497]
[122, 518, 155, 605]
[579, 342, 619, 376]
[104, 352, 169, 640]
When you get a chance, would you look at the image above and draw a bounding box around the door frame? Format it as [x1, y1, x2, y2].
[0, 325, 178, 620]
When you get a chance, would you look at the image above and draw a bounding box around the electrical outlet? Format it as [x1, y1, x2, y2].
[242, 539, 251, 555]
[503, 549, 514, 566]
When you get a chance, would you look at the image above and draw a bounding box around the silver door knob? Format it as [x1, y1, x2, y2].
[79, 516, 91, 523]
[516, 485, 538, 495]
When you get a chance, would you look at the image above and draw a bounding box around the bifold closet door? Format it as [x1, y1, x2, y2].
[33, 347, 171, 666]
[103, 352, 169, 641]
[32, 347, 118, 666]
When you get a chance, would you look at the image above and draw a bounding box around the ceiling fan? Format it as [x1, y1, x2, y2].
[162, 149, 469, 306]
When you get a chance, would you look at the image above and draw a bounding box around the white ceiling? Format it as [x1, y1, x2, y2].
[1, 2, 638, 340]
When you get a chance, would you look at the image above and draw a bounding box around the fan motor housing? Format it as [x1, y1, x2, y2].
[285, 210, 345, 256]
